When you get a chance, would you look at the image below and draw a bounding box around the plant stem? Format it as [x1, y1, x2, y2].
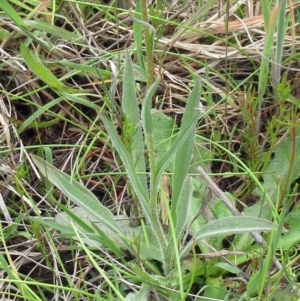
[147, 133, 168, 257]
[140, 0, 154, 88]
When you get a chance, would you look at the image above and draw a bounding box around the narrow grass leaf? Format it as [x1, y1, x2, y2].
[180, 217, 276, 258]
[274, 0, 287, 83]
[133, 0, 144, 68]
[261, 0, 271, 29]
[21, 44, 64, 90]
[256, 6, 279, 130]
[72, 226, 127, 301]
[260, 10, 278, 82]
[60, 93, 104, 110]
[0, 254, 42, 300]
[31, 154, 125, 238]
[164, 177, 193, 283]
[57, 60, 111, 77]
[171, 80, 201, 224]
[24, 19, 82, 42]
[21, 44, 78, 93]
[17, 97, 63, 134]
[0, 223, 42, 301]
[172, 0, 218, 40]
[0, 0, 38, 43]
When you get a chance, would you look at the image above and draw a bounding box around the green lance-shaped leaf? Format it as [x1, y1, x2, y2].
[164, 177, 193, 265]
[99, 115, 152, 225]
[154, 111, 200, 197]
[31, 154, 126, 241]
[180, 216, 277, 258]
[171, 80, 201, 226]
[141, 80, 159, 136]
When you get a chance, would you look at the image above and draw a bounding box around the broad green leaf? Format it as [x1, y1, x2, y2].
[203, 275, 227, 300]
[155, 113, 200, 193]
[100, 114, 166, 263]
[180, 216, 277, 258]
[28, 217, 114, 248]
[125, 284, 150, 301]
[31, 154, 125, 240]
[171, 80, 201, 225]
[246, 130, 300, 219]
[190, 135, 214, 173]
[211, 196, 234, 219]
[122, 51, 147, 189]
[187, 180, 208, 235]
[174, 177, 193, 239]
[138, 227, 165, 262]
[152, 110, 177, 162]
[264, 130, 300, 196]
[92, 222, 124, 258]
[56, 207, 163, 261]
[213, 262, 241, 274]
[122, 51, 140, 125]
[280, 212, 300, 251]
[55, 207, 138, 256]
[21, 44, 78, 93]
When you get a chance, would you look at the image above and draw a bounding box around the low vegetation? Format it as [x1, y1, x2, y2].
[0, 0, 300, 300]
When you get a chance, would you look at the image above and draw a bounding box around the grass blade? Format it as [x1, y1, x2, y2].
[21, 44, 78, 93]
[0, 0, 38, 43]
